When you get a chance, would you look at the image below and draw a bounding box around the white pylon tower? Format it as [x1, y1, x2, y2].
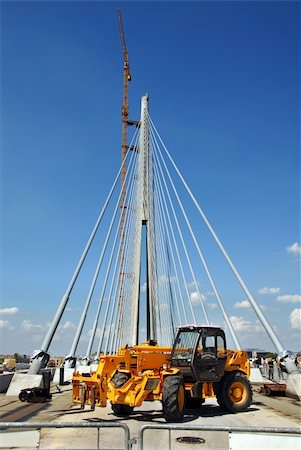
[131, 95, 157, 345]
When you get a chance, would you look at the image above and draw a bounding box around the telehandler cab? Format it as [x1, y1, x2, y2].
[72, 325, 252, 422]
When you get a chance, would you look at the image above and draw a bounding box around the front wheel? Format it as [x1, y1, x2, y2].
[216, 371, 252, 413]
[162, 376, 185, 422]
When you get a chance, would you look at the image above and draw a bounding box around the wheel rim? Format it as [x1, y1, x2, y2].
[229, 381, 247, 404]
[178, 385, 185, 411]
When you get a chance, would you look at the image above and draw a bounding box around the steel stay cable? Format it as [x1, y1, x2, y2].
[153, 157, 186, 326]
[151, 130, 190, 324]
[153, 189, 171, 343]
[153, 173, 183, 326]
[149, 116, 240, 347]
[85, 139, 139, 358]
[97, 148, 139, 354]
[153, 174, 174, 344]
[150, 123, 210, 325]
[153, 177, 180, 341]
[40, 140, 136, 353]
[68, 136, 139, 358]
[153, 164, 189, 325]
[106, 152, 139, 353]
[153, 188, 177, 343]
[151, 129, 202, 324]
[149, 114, 284, 353]
[90, 135, 140, 357]
[109, 149, 141, 352]
[111, 142, 142, 350]
[101, 191, 132, 355]
[116, 167, 142, 349]
[153, 192, 173, 344]
[150, 130, 197, 323]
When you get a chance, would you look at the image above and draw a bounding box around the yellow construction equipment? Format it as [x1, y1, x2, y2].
[72, 325, 252, 422]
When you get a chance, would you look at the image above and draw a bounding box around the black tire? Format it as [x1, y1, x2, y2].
[111, 371, 130, 388]
[112, 403, 133, 417]
[265, 387, 272, 396]
[216, 371, 252, 413]
[111, 372, 133, 417]
[19, 391, 28, 402]
[162, 376, 185, 422]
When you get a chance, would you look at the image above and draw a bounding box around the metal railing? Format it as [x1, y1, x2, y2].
[137, 424, 301, 450]
[0, 421, 131, 450]
[1, 422, 300, 450]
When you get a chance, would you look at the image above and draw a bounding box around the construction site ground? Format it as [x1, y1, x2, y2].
[0, 382, 300, 450]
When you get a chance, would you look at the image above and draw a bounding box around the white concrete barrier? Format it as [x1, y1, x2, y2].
[286, 372, 301, 400]
[229, 432, 300, 450]
[6, 374, 43, 397]
[0, 430, 39, 448]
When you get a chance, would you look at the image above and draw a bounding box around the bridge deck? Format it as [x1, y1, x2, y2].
[0, 383, 300, 449]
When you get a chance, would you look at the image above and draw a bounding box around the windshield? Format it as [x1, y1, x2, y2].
[171, 330, 199, 360]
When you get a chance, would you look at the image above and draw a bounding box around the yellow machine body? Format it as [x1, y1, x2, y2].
[72, 343, 250, 409]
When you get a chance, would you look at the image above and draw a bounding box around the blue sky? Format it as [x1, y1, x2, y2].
[1, 1, 300, 355]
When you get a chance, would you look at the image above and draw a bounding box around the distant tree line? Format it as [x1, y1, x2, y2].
[13, 353, 30, 363]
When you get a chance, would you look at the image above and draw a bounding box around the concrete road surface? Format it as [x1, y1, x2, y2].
[39, 387, 300, 450]
[1, 385, 300, 450]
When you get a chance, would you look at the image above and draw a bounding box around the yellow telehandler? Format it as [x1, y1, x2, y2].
[72, 325, 252, 422]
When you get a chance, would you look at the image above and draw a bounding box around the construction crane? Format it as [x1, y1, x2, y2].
[116, 9, 134, 345]
[117, 8, 131, 225]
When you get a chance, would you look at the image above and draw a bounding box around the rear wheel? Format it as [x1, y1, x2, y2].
[162, 376, 185, 422]
[111, 371, 133, 417]
[216, 372, 252, 413]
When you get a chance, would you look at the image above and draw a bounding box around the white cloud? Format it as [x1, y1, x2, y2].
[0, 320, 15, 332]
[188, 281, 200, 290]
[286, 242, 301, 256]
[190, 291, 206, 304]
[0, 320, 10, 328]
[204, 291, 215, 297]
[230, 316, 253, 332]
[290, 309, 301, 329]
[141, 282, 147, 292]
[234, 300, 251, 309]
[277, 295, 301, 304]
[62, 321, 75, 330]
[229, 316, 264, 333]
[258, 287, 280, 295]
[207, 303, 217, 309]
[234, 300, 268, 311]
[21, 320, 43, 332]
[87, 327, 103, 339]
[0, 307, 19, 315]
